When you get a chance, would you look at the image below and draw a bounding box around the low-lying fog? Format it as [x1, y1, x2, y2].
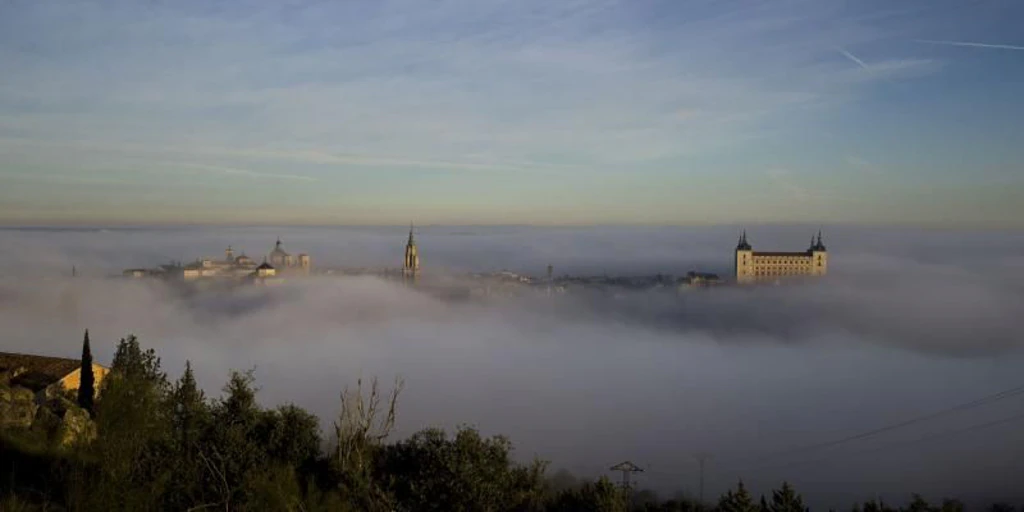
[1, 225, 1023, 508]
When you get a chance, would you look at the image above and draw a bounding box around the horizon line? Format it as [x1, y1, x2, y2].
[1, 221, 1021, 232]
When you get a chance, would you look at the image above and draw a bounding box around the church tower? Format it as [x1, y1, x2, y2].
[734, 230, 754, 283]
[403, 223, 420, 281]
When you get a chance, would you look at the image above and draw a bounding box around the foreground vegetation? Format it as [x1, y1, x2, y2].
[0, 335, 1019, 511]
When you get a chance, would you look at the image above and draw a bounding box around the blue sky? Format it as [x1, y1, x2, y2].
[0, 0, 1022, 226]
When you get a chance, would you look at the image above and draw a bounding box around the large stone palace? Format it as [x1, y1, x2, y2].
[734, 230, 828, 283]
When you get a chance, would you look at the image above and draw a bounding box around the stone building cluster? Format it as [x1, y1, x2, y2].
[124, 238, 311, 283]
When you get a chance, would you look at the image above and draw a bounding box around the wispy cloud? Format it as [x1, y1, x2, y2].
[0, 0, 940, 171]
[766, 168, 813, 202]
[836, 47, 870, 70]
[172, 163, 317, 182]
[846, 155, 883, 175]
[0, 137, 583, 174]
[914, 39, 1024, 51]
[5, 0, 1021, 225]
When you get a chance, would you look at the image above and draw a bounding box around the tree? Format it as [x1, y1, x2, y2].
[938, 499, 964, 512]
[718, 481, 760, 512]
[170, 361, 206, 455]
[89, 335, 173, 510]
[263, 404, 320, 468]
[76, 329, 94, 414]
[164, 361, 210, 510]
[905, 494, 934, 512]
[769, 482, 807, 512]
[380, 426, 548, 512]
[987, 504, 1016, 512]
[202, 369, 268, 510]
[547, 477, 627, 512]
[862, 500, 897, 512]
[333, 376, 403, 511]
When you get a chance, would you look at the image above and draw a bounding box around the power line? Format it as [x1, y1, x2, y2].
[731, 410, 1024, 475]
[644, 411, 1024, 487]
[619, 386, 1024, 488]
[722, 383, 1024, 468]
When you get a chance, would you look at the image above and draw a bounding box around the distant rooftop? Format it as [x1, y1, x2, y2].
[0, 351, 81, 392]
[752, 251, 813, 257]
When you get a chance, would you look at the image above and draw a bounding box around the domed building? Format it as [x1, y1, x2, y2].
[269, 238, 294, 268]
[132, 239, 311, 282]
[268, 238, 311, 276]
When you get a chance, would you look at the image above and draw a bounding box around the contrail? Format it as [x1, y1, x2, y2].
[915, 39, 1024, 51]
[836, 47, 870, 70]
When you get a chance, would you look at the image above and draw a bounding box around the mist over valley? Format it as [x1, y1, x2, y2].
[2, 224, 1023, 508]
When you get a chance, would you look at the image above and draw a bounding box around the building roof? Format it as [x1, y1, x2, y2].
[752, 251, 812, 257]
[257, 262, 275, 270]
[0, 352, 82, 392]
[686, 271, 721, 279]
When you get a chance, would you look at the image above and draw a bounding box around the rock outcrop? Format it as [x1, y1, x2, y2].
[0, 384, 39, 429]
[58, 405, 96, 447]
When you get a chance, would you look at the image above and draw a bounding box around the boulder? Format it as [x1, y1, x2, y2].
[0, 385, 39, 429]
[58, 405, 96, 447]
[31, 405, 62, 441]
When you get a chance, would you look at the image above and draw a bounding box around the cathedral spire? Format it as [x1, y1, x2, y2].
[403, 222, 420, 280]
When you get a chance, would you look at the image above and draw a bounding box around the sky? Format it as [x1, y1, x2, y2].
[0, 0, 1023, 226]
[1, 225, 1023, 508]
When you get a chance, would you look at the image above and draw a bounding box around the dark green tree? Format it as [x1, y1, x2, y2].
[905, 494, 934, 512]
[170, 361, 206, 455]
[862, 499, 898, 512]
[89, 335, 173, 510]
[164, 361, 210, 510]
[76, 329, 95, 414]
[380, 426, 549, 512]
[547, 476, 627, 512]
[769, 482, 807, 512]
[657, 497, 701, 512]
[262, 404, 321, 468]
[204, 369, 268, 510]
[718, 480, 760, 512]
[938, 499, 964, 512]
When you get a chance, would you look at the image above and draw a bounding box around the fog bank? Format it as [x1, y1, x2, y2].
[1, 225, 1022, 508]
